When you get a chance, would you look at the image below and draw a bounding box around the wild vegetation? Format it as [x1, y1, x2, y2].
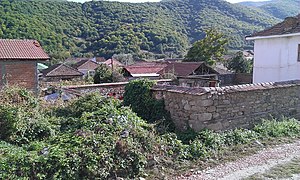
[1, 82, 300, 178]
[1, 0, 298, 61]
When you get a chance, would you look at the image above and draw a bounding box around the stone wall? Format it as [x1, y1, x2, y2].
[62, 79, 173, 99]
[62, 82, 127, 99]
[152, 80, 300, 131]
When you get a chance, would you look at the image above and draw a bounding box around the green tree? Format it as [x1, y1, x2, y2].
[123, 79, 165, 123]
[93, 64, 114, 84]
[93, 64, 124, 84]
[184, 29, 228, 65]
[226, 51, 253, 73]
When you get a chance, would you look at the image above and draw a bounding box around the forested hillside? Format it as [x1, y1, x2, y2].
[239, 0, 300, 19]
[0, 0, 296, 60]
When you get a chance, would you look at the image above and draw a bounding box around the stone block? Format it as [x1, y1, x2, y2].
[184, 104, 191, 110]
[198, 113, 212, 121]
[198, 99, 214, 107]
[207, 106, 217, 113]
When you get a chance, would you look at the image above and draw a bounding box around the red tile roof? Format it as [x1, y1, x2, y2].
[0, 39, 49, 60]
[124, 62, 217, 77]
[248, 14, 300, 38]
[103, 59, 124, 67]
[42, 64, 83, 77]
[72, 59, 99, 70]
[159, 62, 205, 76]
[124, 62, 167, 75]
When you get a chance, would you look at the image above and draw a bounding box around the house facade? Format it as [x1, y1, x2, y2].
[0, 39, 49, 91]
[246, 15, 300, 83]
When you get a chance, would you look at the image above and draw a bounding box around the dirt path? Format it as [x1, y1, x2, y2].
[176, 140, 300, 180]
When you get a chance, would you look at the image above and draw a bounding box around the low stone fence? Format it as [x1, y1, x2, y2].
[62, 79, 173, 99]
[152, 80, 300, 131]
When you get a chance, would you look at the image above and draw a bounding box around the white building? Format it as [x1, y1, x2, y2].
[246, 15, 300, 83]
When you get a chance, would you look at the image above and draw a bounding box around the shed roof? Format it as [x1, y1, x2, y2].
[159, 62, 209, 76]
[72, 59, 98, 69]
[42, 64, 84, 77]
[0, 39, 49, 60]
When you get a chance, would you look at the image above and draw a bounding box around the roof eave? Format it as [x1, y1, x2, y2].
[246, 32, 300, 40]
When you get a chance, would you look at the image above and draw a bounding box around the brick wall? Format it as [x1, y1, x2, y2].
[152, 80, 300, 131]
[0, 61, 37, 91]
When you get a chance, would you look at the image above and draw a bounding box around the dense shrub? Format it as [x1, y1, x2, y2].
[123, 79, 166, 123]
[0, 88, 56, 145]
[93, 64, 124, 84]
[0, 93, 165, 179]
[253, 117, 300, 137]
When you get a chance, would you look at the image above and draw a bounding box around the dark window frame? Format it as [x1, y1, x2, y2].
[298, 44, 300, 62]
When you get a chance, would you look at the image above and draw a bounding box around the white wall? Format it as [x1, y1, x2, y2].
[253, 35, 300, 83]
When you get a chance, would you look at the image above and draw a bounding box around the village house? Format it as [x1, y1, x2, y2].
[41, 63, 84, 82]
[72, 59, 99, 76]
[123, 62, 218, 81]
[0, 39, 49, 91]
[246, 14, 300, 83]
[101, 58, 124, 67]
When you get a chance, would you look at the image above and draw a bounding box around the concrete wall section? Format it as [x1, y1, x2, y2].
[253, 36, 300, 83]
[152, 80, 300, 131]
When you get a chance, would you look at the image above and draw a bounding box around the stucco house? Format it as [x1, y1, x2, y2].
[0, 39, 49, 91]
[246, 14, 300, 83]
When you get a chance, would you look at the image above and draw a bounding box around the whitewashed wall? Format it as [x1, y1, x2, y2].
[253, 35, 300, 83]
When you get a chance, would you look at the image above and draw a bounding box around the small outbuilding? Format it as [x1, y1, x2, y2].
[72, 59, 99, 76]
[0, 39, 49, 91]
[41, 63, 84, 82]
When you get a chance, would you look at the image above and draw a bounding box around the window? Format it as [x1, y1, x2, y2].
[298, 44, 300, 62]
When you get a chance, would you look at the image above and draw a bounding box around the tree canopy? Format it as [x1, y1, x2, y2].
[184, 29, 228, 65]
[0, 0, 296, 60]
[226, 51, 253, 73]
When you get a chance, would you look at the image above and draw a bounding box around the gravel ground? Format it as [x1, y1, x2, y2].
[175, 140, 300, 180]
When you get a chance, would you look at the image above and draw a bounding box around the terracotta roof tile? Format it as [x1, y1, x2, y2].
[72, 59, 98, 70]
[248, 14, 300, 37]
[42, 64, 83, 77]
[0, 39, 49, 60]
[124, 62, 167, 75]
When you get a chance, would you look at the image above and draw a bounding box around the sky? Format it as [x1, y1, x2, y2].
[69, 0, 268, 3]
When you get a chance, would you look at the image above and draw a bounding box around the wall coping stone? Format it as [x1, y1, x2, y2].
[152, 80, 300, 95]
[63, 79, 172, 89]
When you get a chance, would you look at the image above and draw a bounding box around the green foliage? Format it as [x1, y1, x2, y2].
[0, 87, 56, 145]
[253, 117, 300, 137]
[123, 79, 166, 123]
[93, 64, 114, 84]
[258, 0, 300, 19]
[226, 51, 253, 73]
[0, 93, 160, 179]
[0, 0, 285, 60]
[0, 86, 300, 178]
[93, 64, 124, 84]
[184, 29, 228, 65]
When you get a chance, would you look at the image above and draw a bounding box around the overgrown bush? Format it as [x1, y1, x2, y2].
[0, 87, 56, 145]
[253, 117, 300, 137]
[93, 64, 124, 84]
[123, 79, 166, 123]
[0, 93, 166, 179]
